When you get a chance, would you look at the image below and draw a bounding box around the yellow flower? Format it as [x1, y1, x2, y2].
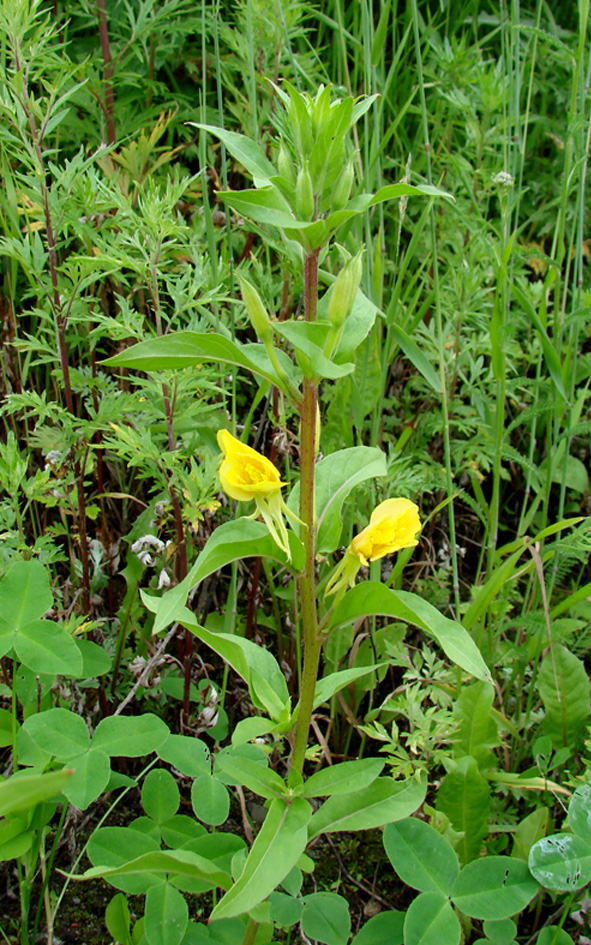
[325, 498, 421, 598]
[217, 429, 299, 559]
[350, 498, 421, 566]
[217, 429, 285, 502]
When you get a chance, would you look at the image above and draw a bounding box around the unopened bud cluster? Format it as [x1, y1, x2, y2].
[273, 84, 357, 223]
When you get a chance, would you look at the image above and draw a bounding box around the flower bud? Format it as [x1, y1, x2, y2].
[295, 160, 315, 220]
[238, 275, 273, 342]
[331, 157, 355, 211]
[327, 251, 363, 328]
[277, 141, 296, 186]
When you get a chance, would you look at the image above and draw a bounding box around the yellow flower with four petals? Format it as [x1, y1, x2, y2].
[325, 498, 421, 599]
[217, 430, 298, 559]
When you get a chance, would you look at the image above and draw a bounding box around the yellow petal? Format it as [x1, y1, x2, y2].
[217, 429, 285, 503]
[350, 498, 421, 564]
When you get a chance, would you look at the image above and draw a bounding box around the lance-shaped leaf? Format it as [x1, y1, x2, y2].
[211, 797, 311, 920]
[215, 752, 288, 800]
[71, 849, 231, 891]
[308, 776, 426, 839]
[181, 615, 290, 721]
[311, 664, 389, 711]
[389, 323, 442, 394]
[102, 332, 299, 394]
[144, 520, 304, 635]
[189, 124, 277, 185]
[219, 187, 299, 228]
[288, 448, 387, 554]
[301, 759, 384, 798]
[330, 583, 491, 683]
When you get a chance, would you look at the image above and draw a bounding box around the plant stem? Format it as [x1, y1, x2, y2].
[241, 917, 260, 945]
[96, 0, 116, 144]
[289, 250, 320, 782]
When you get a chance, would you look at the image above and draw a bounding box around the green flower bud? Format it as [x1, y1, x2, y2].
[295, 160, 315, 221]
[239, 275, 273, 342]
[330, 157, 355, 211]
[327, 251, 363, 328]
[277, 141, 296, 186]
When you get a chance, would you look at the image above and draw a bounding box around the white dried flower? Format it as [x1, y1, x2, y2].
[157, 569, 171, 590]
[493, 171, 514, 189]
[131, 534, 166, 567]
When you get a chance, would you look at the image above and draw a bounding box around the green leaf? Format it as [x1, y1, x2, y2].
[312, 664, 388, 710]
[14, 619, 83, 677]
[211, 797, 311, 920]
[368, 182, 453, 205]
[145, 520, 304, 636]
[218, 187, 298, 229]
[404, 891, 461, 945]
[384, 818, 460, 895]
[189, 124, 277, 185]
[214, 753, 288, 800]
[274, 321, 354, 379]
[318, 288, 379, 365]
[92, 714, 170, 757]
[537, 928, 575, 945]
[180, 615, 290, 720]
[270, 891, 303, 928]
[436, 756, 491, 864]
[160, 815, 207, 849]
[301, 759, 384, 798]
[156, 735, 210, 778]
[510, 280, 566, 399]
[453, 682, 500, 771]
[191, 772, 229, 826]
[78, 849, 231, 893]
[144, 882, 188, 945]
[102, 332, 298, 393]
[389, 322, 441, 393]
[85, 826, 164, 894]
[0, 768, 73, 816]
[0, 710, 13, 750]
[0, 817, 33, 861]
[451, 856, 540, 919]
[482, 919, 517, 945]
[77, 639, 112, 677]
[351, 911, 405, 945]
[528, 832, 591, 892]
[567, 783, 591, 845]
[308, 776, 426, 839]
[288, 447, 387, 554]
[330, 584, 491, 683]
[105, 894, 133, 945]
[512, 806, 549, 862]
[23, 708, 90, 759]
[301, 892, 351, 945]
[0, 559, 53, 630]
[142, 769, 181, 824]
[537, 645, 591, 748]
[64, 748, 111, 810]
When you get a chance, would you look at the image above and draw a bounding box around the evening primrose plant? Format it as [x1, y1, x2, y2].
[92, 84, 497, 944]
